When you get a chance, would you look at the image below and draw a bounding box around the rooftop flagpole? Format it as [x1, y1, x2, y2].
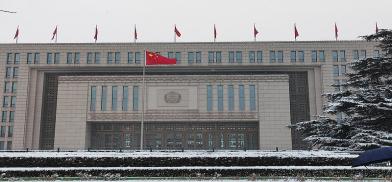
[140, 50, 146, 150]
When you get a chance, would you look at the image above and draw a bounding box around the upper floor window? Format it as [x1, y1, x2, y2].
[256, 51, 263, 63]
[311, 50, 317, 62]
[360, 50, 366, 59]
[277, 51, 283, 63]
[114, 52, 121, 64]
[14, 53, 20, 64]
[34, 53, 40, 64]
[87, 52, 93, 64]
[27, 53, 33, 64]
[90, 86, 96, 111]
[175, 52, 181, 64]
[6, 53, 12, 64]
[107, 52, 113, 64]
[290, 51, 296, 62]
[269, 51, 276, 63]
[5, 67, 12, 78]
[208, 51, 214, 63]
[127, 52, 133, 64]
[217, 85, 223, 111]
[332, 50, 338, 62]
[133, 86, 139, 111]
[215, 51, 221, 63]
[135, 52, 141, 64]
[333, 65, 339, 77]
[122, 86, 128, 111]
[319, 51, 325, 62]
[249, 51, 255, 63]
[101, 86, 107, 111]
[298, 51, 304, 62]
[12, 68, 18, 78]
[353, 50, 359, 60]
[47, 53, 53, 64]
[53, 53, 60, 64]
[236, 51, 242, 63]
[207, 85, 213, 112]
[249, 84, 256, 111]
[66, 53, 73, 64]
[228, 85, 234, 111]
[94, 52, 101, 64]
[339, 50, 346, 62]
[6, 53, 19, 64]
[188, 52, 195, 64]
[112, 86, 117, 111]
[195, 52, 201, 63]
[228, 51, 235, 63]
[238, 84, 245, 111]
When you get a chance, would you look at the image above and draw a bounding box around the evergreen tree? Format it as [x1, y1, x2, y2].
[293, 30, 392, 151]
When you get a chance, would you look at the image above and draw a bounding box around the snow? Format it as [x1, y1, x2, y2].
[0, 150, 358, 159]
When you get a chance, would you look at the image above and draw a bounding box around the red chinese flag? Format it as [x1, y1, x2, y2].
[254, 24, 259, 38]
[335, 23, 338, 40]
[14, 26, 19, 39]
[174, 25, 181, 37]
[145, 51, 176, 65]
[294, 24, 299, 40]
[51, 26, 57, 40]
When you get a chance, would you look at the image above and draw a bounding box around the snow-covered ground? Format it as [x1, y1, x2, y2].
[0, 150, 358, 158]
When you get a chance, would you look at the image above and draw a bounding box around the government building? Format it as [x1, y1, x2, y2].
[0, 41, 379, 150]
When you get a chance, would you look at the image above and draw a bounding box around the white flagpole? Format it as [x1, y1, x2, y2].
[140, 51, 146, 150]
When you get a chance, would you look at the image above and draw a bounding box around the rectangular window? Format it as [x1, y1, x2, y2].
[373, 50, 380, 58]
[319, 50, 325, 62]
[10, 96, 16, 108]
[290, 51, 296, 62]
[6, 53, 12, 64]
[360, 50, 366, 59]
[133, 86, 139, 111]
[107, 52, 113, 64]
[47, 53, 53, 64]
[208, 51, 214, 63]
[236, 51, 242, 63]
[168, 52, 174, 58]
[127, 52, 133, 64]
[87, 52, 93, 64]
[215, 51, 221, 63]
[188, 52, 194, 64]
[175, 52, 181, 64]
[333, 65, 339, 77]
[27, 53, 33, 64]
[0, 126, 5, 137]
[6, 141, 11, 150]
[66, 52, 73, 64]
[341, 65, 346, 75]
[334, 79, 340, 91]
[332, 50, 338, 62]
[9, 111, 14, 123]
[11, 82, 17, 93]
[228, 85, 234, 111]
[90, 86, 96, 111]
[4, 82, 11, 93]
[249, 85, 256, 111]
[353, 50, 359, 60]
[112, 86, 117, 111]
[228, 51, 235, 63]
[298, 51, 304, 62]
[256, 51, 263, 63]
[5, 67, 12, 78]
[95, 52, 101, 64]
[12, 67, 18, 78]
[311, 50, 317, 62]
[0, 141, 3, 150]
[54, 53, 60, 64]
[2, 96, 8, 108]
[14, 53, 20, 64]
[269, 51, 276, 63]
[8, 126, 12, 137]
[74, 52, 80, 64]
[195, 52, 201, 63]
[1, 111, 6, 122]
[122, 86, 128, 111]
[277, 51, 283, 63]
[249, 51, 255, 63]
[217, 85, 223, 111]
[101, 86, 107, 111]
[239, 85, 245, 111]
[114, 52, 121, 64]
[34, 53, 40, 64]
[135, 52, 141, 64]
[339, 50, 346, 62]
[207, 85, 212, 112]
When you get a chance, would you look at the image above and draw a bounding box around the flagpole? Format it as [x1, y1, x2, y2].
[134, 24, 137, 43]
[55, 26, 58, 43]
[140, 51, 146, 150]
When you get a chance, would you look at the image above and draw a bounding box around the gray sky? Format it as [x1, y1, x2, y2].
[0, 0, 391, 43]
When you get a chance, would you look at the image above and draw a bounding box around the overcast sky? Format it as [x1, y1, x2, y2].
[0, 0, 391, 43]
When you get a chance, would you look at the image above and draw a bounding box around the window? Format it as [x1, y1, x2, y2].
[2, 96, 8, 108]
[127, 52, 133, 64]
[334, 79, 340, 91]
[175, 52, 181, 64]
[256, 51, 263, 63]
[239, 84, 245, 111]
[122, 86, 128, 111]
[168, 52, 174, 58]
[8, 126, 13, 137]
[52, 53, 59, 64]
[332, 50, 338, 62]
[66, 52, 73, 64]
[311, 50, 317, 62]
[6, 53, 12, 64]
[112, 86, 117, 111]
[6, 141, 11, 150]
[12, 67, 18, 78]
[215, 51, 221, 63]
[249, 51, 255, 63]
[114, 52, 121, 64]
[319, 51, 325, 62]
[373, 50, 380, 58]
[101, 86, 107, 111]
[298, 51, 304, 62]
[195, 52, 201, 63]
[188, 52, 194, 64]
[9, 111, 14, 123]
[11, 82, 16, 93]
[333, 65, 339, 77]
[74, 52, 80, 64]
[228, 51, 235, 63]
[339, 50, 346, 62]
[236, 51, 242, 63]
[135, 52, 141, 64]
[0, 126, 5, 137]
[269, 51, 276, 63]
[249, 85, 256, 111]
[90, 86, 96, 111]
[47, 53, 53, 64]
[34, 53, 40, 64]
[353, 50, 359, 60]
[290, 51, 296, 62]
[14, 53, 20, 64]
[10, 96, 16, 108]
[133, 86, 139, 111]
[87, 52, 93, 64]
[1, 111, 6, 122]
[277, 51, 283, 63]
[107, 52, 113, 64]
[95, 52, 101, 64]
[207, 85, 212, 112]
[27, 53, 33, 64]
[4, 82, 11, 93]
[228, 85, 234, 111]
[208, 51, 214, 63]
[5, 67, 12, 78]
[0, 141, 3, 150]
[341, 65, 346, 75]
[217, 85, 223, 111]
[360, 50, 366, 59]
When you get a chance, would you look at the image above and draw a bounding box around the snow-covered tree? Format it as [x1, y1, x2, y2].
[293, 30, 392, 151]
